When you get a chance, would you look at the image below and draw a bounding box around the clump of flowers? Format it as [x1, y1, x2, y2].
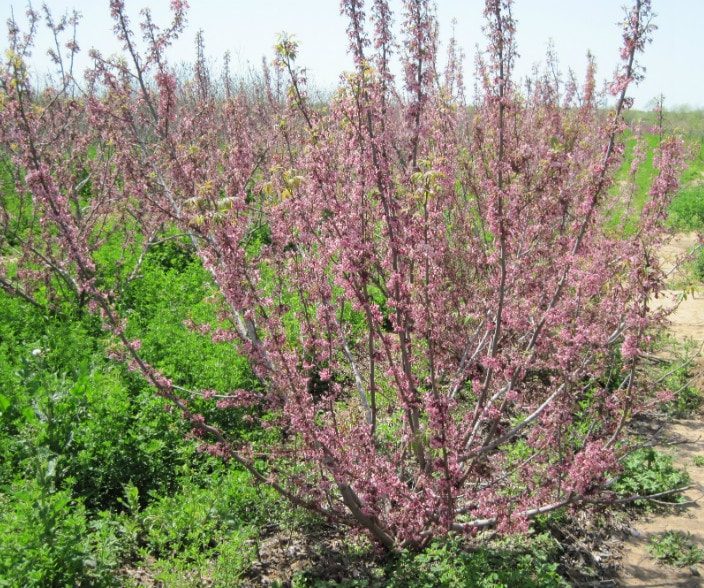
[0, 0, 684, 549]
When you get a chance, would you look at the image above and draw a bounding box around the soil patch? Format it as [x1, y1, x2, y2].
[618, 233, 704, 587]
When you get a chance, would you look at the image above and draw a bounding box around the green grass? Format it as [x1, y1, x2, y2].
[668, 138, 704, 231]
[656, 346, 704, 418]
[607, 131, 662, 236]
[607, 111, 704, 237]
[0, 240, 279, 586]
[285, 533, 567, 588]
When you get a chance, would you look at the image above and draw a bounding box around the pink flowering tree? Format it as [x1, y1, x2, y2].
[0, 0, 685, 549]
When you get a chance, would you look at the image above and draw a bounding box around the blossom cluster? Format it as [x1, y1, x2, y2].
[0, 0, 684, 549]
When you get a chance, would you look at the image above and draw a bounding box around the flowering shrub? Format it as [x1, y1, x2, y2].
[0, 0, 685, 548]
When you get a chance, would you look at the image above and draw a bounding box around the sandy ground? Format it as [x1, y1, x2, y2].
[619, 233, 704, 587]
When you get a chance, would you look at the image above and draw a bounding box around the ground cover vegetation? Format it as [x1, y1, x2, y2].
[0, 0, 702, 584]
[647, 531, 704, 568]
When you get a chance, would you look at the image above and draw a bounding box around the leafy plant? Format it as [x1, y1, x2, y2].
[614, 448, 690, 504]
[0, 251, 270, 583]
[0, 473, 119, 587]
[648, 531, 704, 567]
[668, 186, 704, 231]
[384, 534, 567, 588]
[658, 353, 703, 418]
[695, 247, 704, 282]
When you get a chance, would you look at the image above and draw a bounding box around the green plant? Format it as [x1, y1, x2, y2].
[695, 247, 704, 282]
[135, 466, 274, 564]
[209, 530, 258, 586]
[285, 534, 567, 588]
[666, 380, 703, 418]
[657, 353, 703, 418]
[384, 534, 567, 588]
[0, 253, 270, 584]
[0, 473, 119, 587]
[614, 448, 690, 505]
[608, 131, 661, 236]
[668, 137, 704, 230]
[648, 531, 704, 567]
[669, 186, 704, 230]
[693, 455, 704, 467]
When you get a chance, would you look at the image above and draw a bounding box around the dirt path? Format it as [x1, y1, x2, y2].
[619, 233, 704, 587]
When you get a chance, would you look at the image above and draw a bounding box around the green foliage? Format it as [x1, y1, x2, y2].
[107, 470, 272, 586]
[608, 131, 661, 236]
[608, 128, 704, 236]
[614, 448, 690, 504]
[66, 370, 191, 508]
[668, 139, 704, 231]
[0, 293, 191, 509]
[695, 247, 704, 282]
[693, 455, 704, 467]
[139, 468, 274, 560]
[0, 234, 271, 585]
[648, 531, 704, 567]
[285, 534, 566, 588]
[669, 186, 704, 231]
[666, 381, 703, 418]
[209, 530, 258, 587]
[122, 240, 257, 396]
[659, 355, 703, 418]
[384, 534, 567, 588]
[143, 529, 256, 588]
[0, 471, 119, 587]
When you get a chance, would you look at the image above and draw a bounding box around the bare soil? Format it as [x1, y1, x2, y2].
[618, 233, 704, 587]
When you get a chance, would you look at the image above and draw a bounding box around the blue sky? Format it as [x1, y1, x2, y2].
[2, 0, 702, 109]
